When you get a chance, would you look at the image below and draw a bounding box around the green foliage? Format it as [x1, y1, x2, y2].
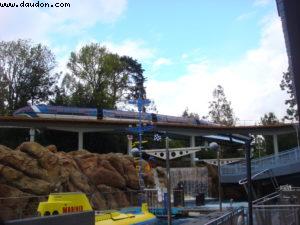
[196, 149, 217, 159]
[0, 39, 57, 114]
[36, 130, 78, 151]
[0, 128, 28, 149]
[120, 56, 146, 100]
[48, 44, 148, 153]
[169, 139, 186, 148]
[260, 112, 279, 155]
[261, 132, 298, 156]
[52, 43, 147, 110]
[182, 107, 200, 119]
[208, 85, 237, 126]
[260, 112, 279, 125]
[259, 112, 299, 154]
[84, 133, 127, 154]
[280, 70, 298, 121]
[251, 135, 268, 158]
[0, 41, 151, 154]
[278, 132, 298, 152]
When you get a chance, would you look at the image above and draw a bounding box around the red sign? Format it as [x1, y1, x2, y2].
[62, 205, 83, 213]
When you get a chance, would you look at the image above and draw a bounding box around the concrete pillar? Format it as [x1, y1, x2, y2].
[29, 128, 35, 142]
[273, 134, 279, 155]
[190, 135, 196, 167]
[204, 141, 209, 151]
[78, 131, 84, 150]
[127, 135, 133, 155]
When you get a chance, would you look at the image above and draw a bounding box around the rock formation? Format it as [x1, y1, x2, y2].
[0, 142, 156, 220]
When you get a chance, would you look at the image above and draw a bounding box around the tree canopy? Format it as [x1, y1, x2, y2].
[52, 43, 147, 109]
[182, 107, 200, 120]
[0, 39, 57, 114]
[208, 85, 237, 126]
[260, 112, 280, 125]
[280, 70, 298, 121]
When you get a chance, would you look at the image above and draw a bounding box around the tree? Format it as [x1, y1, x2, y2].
[260, 112, 280, 125]
[0, 39, 57, 114]
[57, 43, 147, 109]
[0, 75, 7, 114]
[208, 85, 237, 126]
[259, 112, 299, 154]
[51, 85, 70, 106]
[280, 70, 298, 121]
[251, 135, 267, 158]
[182, 107, 200, 119]
[120, 56, 146, 100]
[260, 112, 279, 155]
[49, 43, 152, 154]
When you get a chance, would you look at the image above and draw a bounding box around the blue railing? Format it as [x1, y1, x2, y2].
[204, 207, 245, 225]
[221, 147, 300, 176]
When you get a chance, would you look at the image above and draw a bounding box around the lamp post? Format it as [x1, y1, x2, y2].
[245, 140, 253, 225]
[165, 136, 172, 225]
[209, 142, 222, 212]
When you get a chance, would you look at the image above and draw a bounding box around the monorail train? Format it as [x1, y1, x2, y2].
[13, 105, 213, 125]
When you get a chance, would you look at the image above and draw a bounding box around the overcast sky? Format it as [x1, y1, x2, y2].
[0, 0, 289, 123]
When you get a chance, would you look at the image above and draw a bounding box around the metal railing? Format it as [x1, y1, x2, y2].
[0, 195, 48, 221]
[221, 147, 300, 177]
[0, 190, 160, 221]
[205, 207, 245, 225]
[253, 205, 300, 225]
[252, 191, 280, 205]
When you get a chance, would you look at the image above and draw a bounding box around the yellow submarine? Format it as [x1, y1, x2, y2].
[37, 192, 156, 225]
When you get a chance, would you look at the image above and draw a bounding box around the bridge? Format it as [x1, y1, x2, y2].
[0, 116, 299, 166]
[220, 147, 300, 183]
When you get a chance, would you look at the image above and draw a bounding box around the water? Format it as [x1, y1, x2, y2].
[195, 200, 247, 208]
[150, 167, 244, 224]
[153, 169, 163, 202]
[153, 218, 199, 224]
[170, 167, 208, 197]
[152, 200, 248, 225]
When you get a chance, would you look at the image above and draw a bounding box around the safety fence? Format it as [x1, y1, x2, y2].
[0, 188, 213, 221]
[0, 195, 48, 221]
[204, 207, 245, 225]
[5, 211, 94, 225]
[221, 147, 300, 177]
[253, 205, 300, 225]
[0, 190, 163, 221]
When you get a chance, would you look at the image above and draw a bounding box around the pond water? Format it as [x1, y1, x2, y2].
[154, 200, 247, 225]
[153, 200, 248, 225]
[153, 218, 199, 225]
[121, 200, 247, 224]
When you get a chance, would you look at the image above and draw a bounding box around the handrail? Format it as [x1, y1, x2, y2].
[253, 204, 300, 208]
[253, 191, 280, 205]
[204, 207, 244, 225]
[238, 169, 271, 185]
[253, 147, 298, 162]
[221, 147, 300, 176]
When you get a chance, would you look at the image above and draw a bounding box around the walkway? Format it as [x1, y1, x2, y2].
[221, 147, 300, 183]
